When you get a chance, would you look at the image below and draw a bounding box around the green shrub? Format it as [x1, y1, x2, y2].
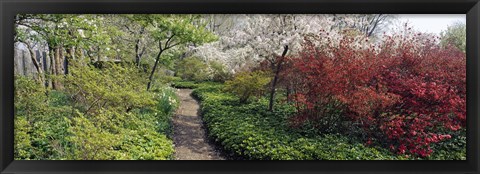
[14, 61, 178, 160]
[63, 60, 156, 113]
[66, 112, 120, 160]
[114, 128, 174, 160]
[224, 71, 271, 103]
[14, 117, 33, 159]
[208, 60, 232, 82]
[175, 57, 210, 82]
[14, 75, 48, 118]
[171, 81, 199, 89]
[172, 80, 224, 90]
[153, 67, 182, 85]
[15, 76, 73, 159]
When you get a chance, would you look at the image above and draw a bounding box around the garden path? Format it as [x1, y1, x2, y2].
[172, 88, 225, 160]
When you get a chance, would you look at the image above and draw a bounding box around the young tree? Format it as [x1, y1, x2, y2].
[141, 14, 217, 90]
[224, 71, 272, 103]
[111, 15, 154, 67]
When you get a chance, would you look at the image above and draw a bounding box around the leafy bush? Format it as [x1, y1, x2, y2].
[175, 57, 210, 82]
[65, 112, 120, 160]
[14, 116, 33, 159]
[224, 71, 271, 103]
[283, 30, 466, 158]
[171, 80, 224, 90]
[208, 60, 232, 82]
[14, 61, 178, 160]
[153, 67, 182, 85]
[171, 81, 199, 89]
[192, 84, 404, 160]
[63, 60, 156, 113]
[15, 76, 73, 159]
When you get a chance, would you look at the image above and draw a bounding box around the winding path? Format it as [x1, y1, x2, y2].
[172, 88, 225, 160]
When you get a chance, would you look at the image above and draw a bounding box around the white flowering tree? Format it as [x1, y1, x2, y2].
[193, 14, 339, 110]
[192, 14, 393, 72]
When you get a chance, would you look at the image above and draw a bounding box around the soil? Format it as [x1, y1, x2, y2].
[172, 88, 225, 160]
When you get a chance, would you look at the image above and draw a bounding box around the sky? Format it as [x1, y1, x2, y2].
[390, 14, 466, 35]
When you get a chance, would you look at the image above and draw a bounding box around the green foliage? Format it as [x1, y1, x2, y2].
[427, 129, 466, 160]
[14, 75, 48, 116]
[15, 14, 119, 59]
[440, 22, 466, 53]
[64, 60, 155, 113]
[173, 59, 231, 83]
[171, 80, 223, 89]
[15, 14, 221, 160]
[192, 84, 404, 160]
[175, 57, 210, 82]
[66, 112, 120, 160]
[66, 110, 174, 160]
[14, 117, 33, 159]
[145, 14, 218, 45]
[224, 71, 271, 103]
[172, 81, 199, 89]
[14, 76, 72, 159]
[151, 87, 179, 136]
[152, 67, 182, 85]
[15, 63, 178, 160]
[114, 127, 174, 160]
[208, 60, 232, 82]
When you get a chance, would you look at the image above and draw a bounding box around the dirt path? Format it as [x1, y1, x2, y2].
[172, 88, 225, 160]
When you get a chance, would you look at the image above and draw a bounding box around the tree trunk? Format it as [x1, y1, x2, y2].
[65, 47, 75, 75]
[53, 47, 64, 90]
[268, 45, 289, 111]
[135, 39, 141, 67]
[147, 48, 164, 91]
[49, 48, 57, 89]
[97, 46, 101, 62]
[147, 34, 176, 91]
[135, 27, 146, 67]
[26, 45, 45, 85]
[60, 46, 66, 74]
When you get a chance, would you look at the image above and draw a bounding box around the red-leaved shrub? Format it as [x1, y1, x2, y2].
[284, 30, 466, 157]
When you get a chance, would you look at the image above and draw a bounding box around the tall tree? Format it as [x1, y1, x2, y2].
[440, 22, 466, 53]
[14, 14, 114, 89]
[332, 14, 396, 38]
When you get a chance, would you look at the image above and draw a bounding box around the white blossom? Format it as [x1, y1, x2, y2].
[191, 14, 340, 73]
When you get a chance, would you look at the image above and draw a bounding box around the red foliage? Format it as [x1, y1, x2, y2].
[284, 32, 466, 157]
